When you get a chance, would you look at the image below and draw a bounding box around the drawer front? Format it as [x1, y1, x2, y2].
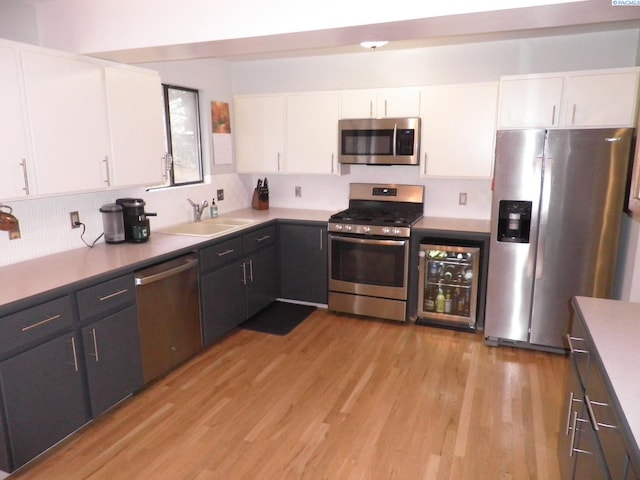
[200, 236, 243, 271]
[77, 274, 135, 320]
[244, 225, 276, 254]
[0, 296, 74, 357]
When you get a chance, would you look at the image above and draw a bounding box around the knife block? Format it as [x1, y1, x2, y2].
[251, 188, 269, 210]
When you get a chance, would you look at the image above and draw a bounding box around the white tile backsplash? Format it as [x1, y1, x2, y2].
[1, 171, 491, 267]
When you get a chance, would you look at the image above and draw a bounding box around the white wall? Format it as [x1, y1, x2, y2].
[0, 0, 38, 45]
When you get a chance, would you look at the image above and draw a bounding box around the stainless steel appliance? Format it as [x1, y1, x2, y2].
[338, 117, 421, 165]
[99, 203, 125, 244]
[328, 183, 424, 322]
[135, 254, 202, 384]
[417, 243, 480, 329]
[485, 128, 634, 351]
[116, 198, 156, 243]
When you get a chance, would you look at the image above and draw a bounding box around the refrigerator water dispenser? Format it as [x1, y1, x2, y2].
[497, 201, 531, 243]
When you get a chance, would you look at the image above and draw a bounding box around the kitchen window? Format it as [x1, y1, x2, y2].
[161, 84, 203, 186]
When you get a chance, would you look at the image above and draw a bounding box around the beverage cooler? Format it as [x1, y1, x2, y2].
[417, 243, 480, 329]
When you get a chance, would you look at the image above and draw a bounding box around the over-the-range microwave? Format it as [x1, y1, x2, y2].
[338, 117, 421, 166]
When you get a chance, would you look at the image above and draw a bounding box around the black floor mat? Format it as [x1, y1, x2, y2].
[240, 301, 316, 336]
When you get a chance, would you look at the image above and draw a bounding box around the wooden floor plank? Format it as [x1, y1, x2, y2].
[10, 308, 567, 479]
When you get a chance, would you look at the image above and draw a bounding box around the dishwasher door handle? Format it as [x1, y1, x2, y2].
[135, 256, 198, 286]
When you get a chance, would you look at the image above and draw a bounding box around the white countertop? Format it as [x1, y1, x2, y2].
[0, 208, 489, 310]
[572, 296, 640, 457]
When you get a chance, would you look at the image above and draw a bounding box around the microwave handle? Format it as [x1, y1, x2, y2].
[392, 123, 397, 158]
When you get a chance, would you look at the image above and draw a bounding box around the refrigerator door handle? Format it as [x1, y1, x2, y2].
[535, 157, 553, 279]
[527, 156, 545, 278]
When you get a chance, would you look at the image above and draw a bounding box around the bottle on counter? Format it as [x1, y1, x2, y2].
[436, 286, 445, 313]
[210, 199, 218, 218]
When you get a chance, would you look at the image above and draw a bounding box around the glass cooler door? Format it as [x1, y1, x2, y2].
[417, 244, 480, 329]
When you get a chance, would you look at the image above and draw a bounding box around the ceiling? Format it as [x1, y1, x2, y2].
[28, 0, 640, 64]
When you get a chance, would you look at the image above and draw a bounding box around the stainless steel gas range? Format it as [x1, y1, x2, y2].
[328, 183, 424, 322]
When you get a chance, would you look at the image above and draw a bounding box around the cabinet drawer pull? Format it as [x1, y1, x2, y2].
[569, 414, 591, 457]
[21, 314, 61, 332]
[216, 249, 235, 257]
[89, 328, 100, 362]
[566, 334, 589, 354]
[256, 235, 271, 243]
[99, 288, 128, 301]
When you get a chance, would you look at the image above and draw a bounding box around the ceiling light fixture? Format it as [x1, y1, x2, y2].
[360, 41, 389, 50]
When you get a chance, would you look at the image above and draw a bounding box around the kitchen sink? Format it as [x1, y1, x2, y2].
[157, 217, 255, 237]
[202, 217, 255, 226]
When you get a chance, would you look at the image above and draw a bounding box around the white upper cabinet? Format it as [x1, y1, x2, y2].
[340, 87, 420, 118]
[234, 95, 285, 173]
[105, 67, 166, 187]
[21, 49, 112, 195]
[420, 82, 499, 178]
[563, 71, 639, 127]
[286, 92, 344, 175]
[498, 68, 640, 129]
[0, 45, 32, 200]
[498, 76, 563, 128]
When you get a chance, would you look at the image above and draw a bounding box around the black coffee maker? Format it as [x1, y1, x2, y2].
[115, 198, 156, 243]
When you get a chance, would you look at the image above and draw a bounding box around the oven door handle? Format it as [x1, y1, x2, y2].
[330, 235, 407, 247]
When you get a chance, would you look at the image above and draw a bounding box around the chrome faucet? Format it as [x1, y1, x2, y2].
[187, 198, 209, 222]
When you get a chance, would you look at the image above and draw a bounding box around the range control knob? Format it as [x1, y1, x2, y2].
[362, 226, 371, 234]
[335, 224, 343, 231]
[393, 228, 402, 235]
[345, 225, 352, 232]
[382, 227, 391, 235]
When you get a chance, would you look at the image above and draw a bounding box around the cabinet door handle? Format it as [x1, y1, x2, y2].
[216, 249, 235, 257]
[331, 153, 335, 174]
[22, 314, 61, 332]
[571, 104, 576, 125]
[384, 99, 388, 117]
[566, 334, 589, 354]
[585, 395, 617, 430]
[241, 262, 247, 285]
[320, 230, 323, 250]
[69, 336, 79, 372]
[99, 288, 128, 301]
[369, 100, 373, 118]
[551, 105, 556, 125]
[249, 259, 254, 282]
[564, 391, 582, 435]
[277, 152, 281, 172]
[103, 156, 111, 186]
[569, 412, 592, 457]
[423, 152, 428, 176]
[89, 328, 100, 362]
[20, 159, 30, 195]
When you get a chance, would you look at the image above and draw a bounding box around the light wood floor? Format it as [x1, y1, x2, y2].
[11, 308, 568, 480]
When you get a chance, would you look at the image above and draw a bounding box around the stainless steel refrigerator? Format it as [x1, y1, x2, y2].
[485, 128, 634, 351]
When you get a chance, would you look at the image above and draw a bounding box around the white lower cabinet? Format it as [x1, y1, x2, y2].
[420, 82, 498, 178]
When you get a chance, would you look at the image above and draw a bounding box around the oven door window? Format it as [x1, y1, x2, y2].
[330, 236, 407, 287]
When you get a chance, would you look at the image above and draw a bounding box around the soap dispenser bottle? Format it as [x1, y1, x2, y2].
[210, 199, 218, 218]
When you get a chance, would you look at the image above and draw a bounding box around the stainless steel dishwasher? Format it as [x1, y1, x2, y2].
[135, 253, 202, 384]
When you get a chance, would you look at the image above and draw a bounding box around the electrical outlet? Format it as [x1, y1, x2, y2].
[458, 193, 467, 206]
[69, 211, 80, 229]
[295, 186, 302, 197]
[217, 189, 224, 201]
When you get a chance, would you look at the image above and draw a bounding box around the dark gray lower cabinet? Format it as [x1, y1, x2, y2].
[201, 243, 277, 346]
[82, 305, 143, 417]
[279, 223, 327, 304]
[201, 259, 247, 345]
[0, 333, 89, 469]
